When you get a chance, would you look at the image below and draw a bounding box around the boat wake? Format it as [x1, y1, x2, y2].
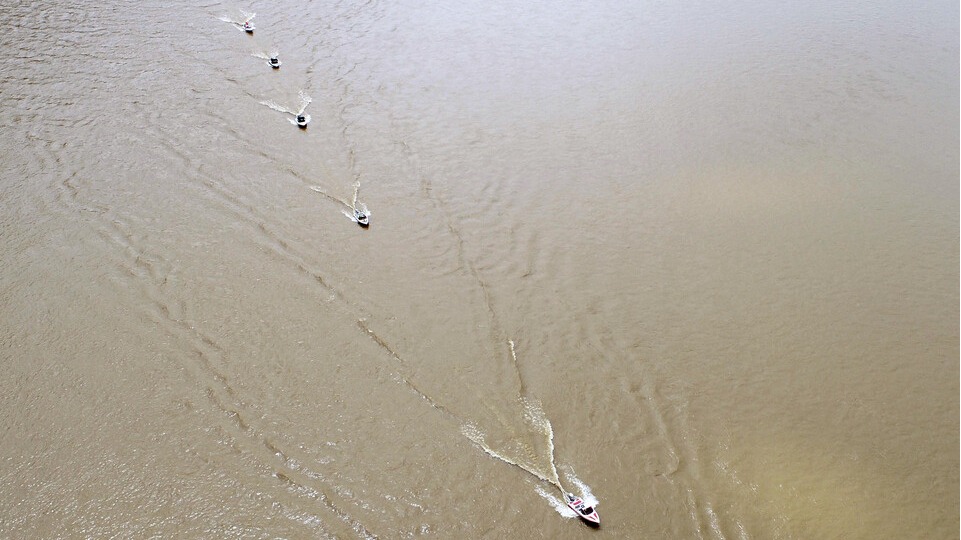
[462, 404, 599, 516]
[251, 48, 279, 61]
[460, 397, 561, 489]
[309, 186, 369, 224]
[341, 202, 369, 224]
[534, 484, 578, 518]
[359, 323, 596, 520]
[459, 346, 599, 518]
[219, 10, 255, 30]
[260, 99, 290, 114]
[294, 90, 311, 115]
[563, 466, 599, 508]
[260, 90, 312, 124]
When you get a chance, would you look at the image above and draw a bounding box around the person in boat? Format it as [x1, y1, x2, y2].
[567, 494, 592, 513]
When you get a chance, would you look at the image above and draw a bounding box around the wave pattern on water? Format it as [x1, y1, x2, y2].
[5, 0, 954, 537]
[460, 394, 569, 495]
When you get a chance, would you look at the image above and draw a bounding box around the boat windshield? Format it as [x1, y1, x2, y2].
[582, 507, 594, 514]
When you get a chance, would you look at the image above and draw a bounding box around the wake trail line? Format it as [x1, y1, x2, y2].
[357, 323, 599, 516]
[356, 319, 458, 418]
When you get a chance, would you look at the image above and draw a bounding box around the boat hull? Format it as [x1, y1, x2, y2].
[566, 496, 600, 526]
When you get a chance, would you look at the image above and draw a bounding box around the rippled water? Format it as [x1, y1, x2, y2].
[1, 0, 957, 538]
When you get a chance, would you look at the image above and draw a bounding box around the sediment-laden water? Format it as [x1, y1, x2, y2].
[1, 0, 957, 538]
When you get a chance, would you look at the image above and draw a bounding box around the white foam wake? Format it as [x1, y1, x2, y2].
[260, 99, 292, 115]
[295, 90, 312, 115]
[460, 397, 562, 491]
[535, 484, 577, 519]
[261, 91, 311, 123]
[520, 396, 561, 488]
[562, 466, 599, 507]
[251, 48, 278, 61]
[461, 423, 558, 487]
[219, 11, 255, 27]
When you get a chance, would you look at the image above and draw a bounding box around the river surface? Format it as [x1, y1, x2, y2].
[1, 0, 957, 538]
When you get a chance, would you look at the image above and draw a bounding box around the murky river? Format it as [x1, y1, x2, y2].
[1, 0, 957, 537]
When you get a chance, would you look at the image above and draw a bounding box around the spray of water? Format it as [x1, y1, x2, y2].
[563, 466, 599, 508]
[535, 483, 578, 518]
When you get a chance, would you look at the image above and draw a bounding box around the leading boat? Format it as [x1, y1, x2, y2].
[565, 493, 600, 526]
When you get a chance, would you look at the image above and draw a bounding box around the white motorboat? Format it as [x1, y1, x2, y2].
[353, 208, 370, 227]
[565, 493, 599, 526]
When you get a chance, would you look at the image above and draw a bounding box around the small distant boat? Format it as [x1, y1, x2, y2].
[565, 493, 599, 526]
[353, 208, 370, 227]
[296, 114, 309, 128]
[243, 21, 254, 33]
[268, 56, 281, 68]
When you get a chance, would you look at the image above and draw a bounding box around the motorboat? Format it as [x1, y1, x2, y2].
[268, 56, 281, 68]
[565, 493, 599, 526]
[243, 21, 254, 33]
[353, 208, 370, 227]
[296, 114, 309, 128]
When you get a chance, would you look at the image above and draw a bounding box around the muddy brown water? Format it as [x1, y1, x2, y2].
[1, 0, 957, 538]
